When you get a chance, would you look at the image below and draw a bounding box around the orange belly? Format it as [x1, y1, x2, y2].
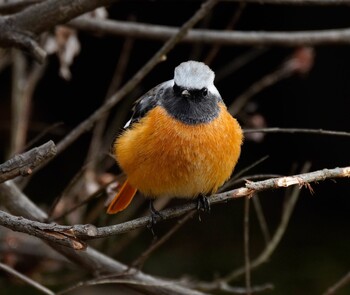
[114, 103, 243, 198]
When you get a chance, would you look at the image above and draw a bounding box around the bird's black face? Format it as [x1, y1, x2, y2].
[172, 83, 209, 101]
[161, 83, 221, 125]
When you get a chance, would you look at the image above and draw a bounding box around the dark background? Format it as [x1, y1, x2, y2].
[1, 1, 350, 294]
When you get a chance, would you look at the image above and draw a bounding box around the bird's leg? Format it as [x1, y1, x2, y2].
[196, 194, 211, 213]
[147, 200, 163, 236]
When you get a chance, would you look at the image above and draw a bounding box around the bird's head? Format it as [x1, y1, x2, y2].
[173, 61, 220, 100]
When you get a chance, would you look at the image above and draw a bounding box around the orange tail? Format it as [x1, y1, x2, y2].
[107, 180, 137, 214]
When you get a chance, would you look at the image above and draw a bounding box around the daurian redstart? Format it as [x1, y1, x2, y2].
[107, 61, 243, 215]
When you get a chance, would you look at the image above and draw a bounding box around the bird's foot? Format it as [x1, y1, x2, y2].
[147, 200, 163, 237]
[197, 194, 211, 213]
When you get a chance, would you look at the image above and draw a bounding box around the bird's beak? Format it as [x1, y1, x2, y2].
[181, 89, 191, 97]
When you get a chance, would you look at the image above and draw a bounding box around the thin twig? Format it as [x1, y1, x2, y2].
[70, 17, 350, 46]
[0, 262, 55, 295]
[131, 211, 196, 269]
[243, 127, 350, 137]
[204, 2, 246, 65]
[229, 65, 293, 115]
[322, 271, 350, 295]
[84, 23, 135, 179]
[252, 197, 271, 245]
[224, 0, 350, 5]
[10, 49, 27, 155]
[0, 141, 56, 183]
[243, 197, 251, 295]
[223, 162, 312, 282]
[55, 0, 220, 156]
[182, 278, 274, 294]
[215, 48, 268, 82]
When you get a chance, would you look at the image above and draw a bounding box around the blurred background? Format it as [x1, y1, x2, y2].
[0, 0, 350, 294]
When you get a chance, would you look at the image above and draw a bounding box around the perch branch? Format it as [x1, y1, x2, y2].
[0, 140, 56, 183]
[70, 16, 350, 46]
[1, 166, 349, 244]
[0, 183, 208, 295]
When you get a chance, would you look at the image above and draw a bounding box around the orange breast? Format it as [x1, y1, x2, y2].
[114, 103, 243, 198]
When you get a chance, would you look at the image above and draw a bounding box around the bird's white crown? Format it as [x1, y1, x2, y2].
[174, 61, 215, 90]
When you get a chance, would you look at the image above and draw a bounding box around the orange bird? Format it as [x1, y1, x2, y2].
[107, 61, 243, 216]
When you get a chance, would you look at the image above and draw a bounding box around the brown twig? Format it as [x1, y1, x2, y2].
[229, 63, 293, 115]
[322, 271, 350, 295]
[1, 165, 348, 244]
[244, 197, 252, 295]
[0, 183, 208, 295]
[0, 140, 56, 183]
[224, 0, 350, 5]
[0, 1, 44, 14]
[243, 127, 350, 137]
[252, 197, 271, 245]
[182, 279, 274, 294]
[131, 211, 196, 270]
[70, 17, 350, 46]
[204, 2, 246, 65]
[10, 49, 47, 155]
[223, 162, 312, 282]
[215, 48, 268, 82]
[0, 0, 119, 62]
[0, 262, 55, 295]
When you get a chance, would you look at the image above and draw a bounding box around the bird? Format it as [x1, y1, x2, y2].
[107, 60, 243, 218]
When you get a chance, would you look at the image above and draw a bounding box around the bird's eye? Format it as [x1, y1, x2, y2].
[173, 83, 181, 94]
[202, 87, 208, 96]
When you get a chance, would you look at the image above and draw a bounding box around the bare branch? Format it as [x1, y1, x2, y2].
[322, 271, 350, 295]
[131, 211, 196, 269]
[225, 0, 350, 5]
[0, 262, 55, 295]
[0, 140, 56, 183]
[70, 17, 350, 46]
[0, 183, 209, 295]
[223, 162, 311, 282]
[243, 198, 252, 294]
[1, 166, 349, 243]
[0, 0, 118, 61]
[0, 1, 44, 15]
[243, 127, 350, 137]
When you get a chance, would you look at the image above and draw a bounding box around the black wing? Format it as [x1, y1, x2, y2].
[123, 80, 170, 129]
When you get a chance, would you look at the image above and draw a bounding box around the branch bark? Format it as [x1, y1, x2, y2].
[0, 140, 56, 183]
[1, 166, 349, 244]
[0, 0, 118, 62]
[70, 17, 350, 46]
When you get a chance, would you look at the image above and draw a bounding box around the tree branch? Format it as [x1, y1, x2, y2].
[0, 140, 56, 183]
[243, 127, 350, 137]
[0, 262, 55, 295]
[322, 271, 350, 295]
[0, 0, 118, 62]
[225, 0, 350, 5]
[1, 166, 349, 245]
[70, 16, 350, 46]
[0, 1, 44, 15]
